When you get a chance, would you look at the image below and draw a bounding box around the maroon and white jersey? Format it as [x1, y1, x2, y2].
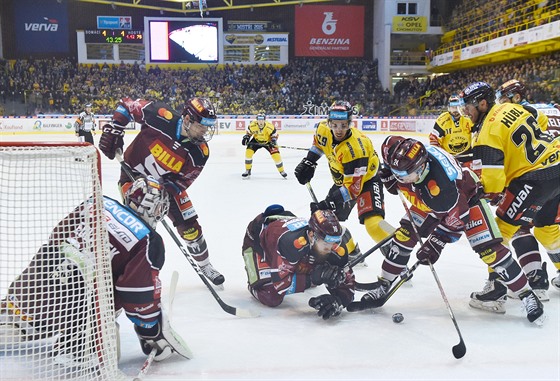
[248, 215, 355, 306]
[6, 196, 166, 335]
[113, 98, 209, 194]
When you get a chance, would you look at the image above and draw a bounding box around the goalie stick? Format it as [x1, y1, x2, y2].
[115, 152, 259, 319]
[134, 271, 182, 381]
[397, 191, 466, 359]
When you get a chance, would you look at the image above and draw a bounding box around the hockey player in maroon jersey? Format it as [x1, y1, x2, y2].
[360, 136, 545, 324]
[98, 96, 225, 285]
[242, 206, 358, 320]
[0, 177, 192, 363]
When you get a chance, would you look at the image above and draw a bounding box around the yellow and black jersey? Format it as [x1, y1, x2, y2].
[310, 121, 380, 199]
[429, 111, 473, 157]
[472, 102, 560, 193]
[246, 120, 277, 144]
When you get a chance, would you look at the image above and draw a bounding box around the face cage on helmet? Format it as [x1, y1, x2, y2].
[495, 89, 516, 104]
[185, 120, 216, 144]
[391, 163, 427, 184]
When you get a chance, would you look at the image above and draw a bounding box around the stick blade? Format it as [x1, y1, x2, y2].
[452, 340, 467, 359]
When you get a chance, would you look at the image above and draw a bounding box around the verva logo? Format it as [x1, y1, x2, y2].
[25, 17, 59, 32]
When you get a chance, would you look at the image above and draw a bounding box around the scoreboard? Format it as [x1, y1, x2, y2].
[84, 29, 143, 44]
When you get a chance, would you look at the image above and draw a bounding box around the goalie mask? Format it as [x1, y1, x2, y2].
[124, 176, 169, 228]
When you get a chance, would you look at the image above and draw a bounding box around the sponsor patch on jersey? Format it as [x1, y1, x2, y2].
[427, 179, 440, 196]
[294, 236, 308, 249]
[157, 108, 173, 120]
[149, 140, 185, 172]
[104, 198, 150, 240]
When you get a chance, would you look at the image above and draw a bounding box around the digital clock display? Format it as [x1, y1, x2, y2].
[84, 29, 143, 44]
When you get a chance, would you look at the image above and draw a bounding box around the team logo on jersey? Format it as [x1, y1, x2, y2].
[448, 136, 469, 154]
[157, 108, 173, 121]
[149, 141, 184, 172]
[294, 236, 307, 249]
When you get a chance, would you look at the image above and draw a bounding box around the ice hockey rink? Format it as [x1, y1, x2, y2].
[1, 131, 559, 381]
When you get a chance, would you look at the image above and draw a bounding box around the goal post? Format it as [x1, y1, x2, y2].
[0, 142, 125, 381]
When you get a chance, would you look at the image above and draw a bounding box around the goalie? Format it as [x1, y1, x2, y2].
[0, 176, 191, 364]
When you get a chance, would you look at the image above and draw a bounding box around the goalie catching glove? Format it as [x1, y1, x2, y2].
[99, 123, 125, 160]
[308, 294, 343, 320]
[134, 312, 193, 361]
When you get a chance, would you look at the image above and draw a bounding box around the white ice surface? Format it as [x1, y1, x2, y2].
[2, 131, 559, 381]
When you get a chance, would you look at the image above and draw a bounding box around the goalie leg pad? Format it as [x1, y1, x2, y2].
[134, 312, 192, 361]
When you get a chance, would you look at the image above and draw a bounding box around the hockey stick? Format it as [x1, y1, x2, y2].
[347, 260, 421, 310]
[115, 152, 259, 318]
[134, 271, 180, 381]
[307, 181, 396, 269]
[348, 232, 395, 269]
[305, 182, 319, 203]
[278, 145, 308, 151]
[397, 191, 466, 359]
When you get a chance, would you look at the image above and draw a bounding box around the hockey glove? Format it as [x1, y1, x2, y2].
[294, 158, 317, 185]
[311, 262, 346, 288]
[99, 123, 125, 160]
[241, 134, 251, 146]
[270, 138, 278, 147]
[482, 192, 505, 206]
[416, 233, 447, 265]
[310, 196, 336, 214]
[308, 294, 343, 320]
[379, 164, 399, 195]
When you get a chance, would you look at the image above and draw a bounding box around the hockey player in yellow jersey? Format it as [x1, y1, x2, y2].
[459, 81, 560, 310]
[429, 95, 476, 173]
[294, 100, 395, 255]
[241, 114, 287, 179]
[493, 78, 560, 299]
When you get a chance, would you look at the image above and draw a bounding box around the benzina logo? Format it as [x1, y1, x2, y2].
[309, 38, 350, 45]
[25, 17, 59, 32]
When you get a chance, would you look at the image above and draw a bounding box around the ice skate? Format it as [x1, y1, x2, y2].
[242, 169, 251, 179]
[552, 270, 560, 291]
[360, 277, 391, 304]
[280, 171, 287, 179]
[519, 289, 545, 325]
[200, 262, 225, 286]
[349, 252, 367, 268]
[508, 263, 549, 301]
[469, 279, 507, 314]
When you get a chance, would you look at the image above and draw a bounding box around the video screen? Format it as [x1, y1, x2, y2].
[147, 18, 221, 63]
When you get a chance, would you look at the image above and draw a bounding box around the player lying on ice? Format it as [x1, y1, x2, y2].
[242, 205, 359, 320]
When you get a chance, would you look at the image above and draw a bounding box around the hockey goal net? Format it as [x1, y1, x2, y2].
[0, 143, 125, 381]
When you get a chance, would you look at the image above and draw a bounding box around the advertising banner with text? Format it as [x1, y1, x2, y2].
[14, 0, 69, 54]
[294, 5, 364, 57]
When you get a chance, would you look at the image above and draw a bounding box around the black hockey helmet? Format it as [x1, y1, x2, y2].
[495, 79, 526, 104]
[327, 100, 353, 123]
[308, 210, 344, 244]
[385, 138, 429, 183]
[459, 82, 495, 107]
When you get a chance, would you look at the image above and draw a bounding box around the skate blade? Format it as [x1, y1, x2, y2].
[468, 299, 506, 314]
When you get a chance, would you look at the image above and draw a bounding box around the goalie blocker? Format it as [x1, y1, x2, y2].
[1, 177, 191, 365]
